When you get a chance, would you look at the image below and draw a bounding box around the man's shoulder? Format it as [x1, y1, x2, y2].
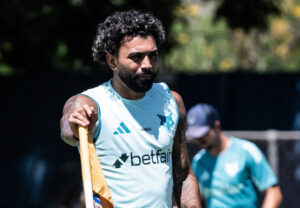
[151, 82, 182, 99]
[152, 82, 169, 92]
[230, 136, 263, 163]
[230, 136, 254, 146]
[192, 149, 207, 162]
[151, 82, 177, 100]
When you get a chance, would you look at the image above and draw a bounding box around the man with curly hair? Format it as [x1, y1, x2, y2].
[60, 10, 201, 208]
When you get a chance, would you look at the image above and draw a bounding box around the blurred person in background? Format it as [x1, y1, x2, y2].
[60, 9, 201, 207]
[186, 103, 282, 208]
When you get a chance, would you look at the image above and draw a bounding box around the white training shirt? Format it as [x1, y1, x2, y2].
[82, 80, 179, 208]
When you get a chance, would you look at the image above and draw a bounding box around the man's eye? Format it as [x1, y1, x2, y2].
[130, 54, 143, 62]
[149, 52, 158, 60]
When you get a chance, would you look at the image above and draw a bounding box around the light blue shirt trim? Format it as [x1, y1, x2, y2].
[160, 82, 180, 126]
[80, 93, 101, 140]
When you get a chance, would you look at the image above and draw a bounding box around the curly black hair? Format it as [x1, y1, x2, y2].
[92, 9, 166, 64]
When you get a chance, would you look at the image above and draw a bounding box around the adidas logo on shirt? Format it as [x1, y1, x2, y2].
[113, 122, 131, 135]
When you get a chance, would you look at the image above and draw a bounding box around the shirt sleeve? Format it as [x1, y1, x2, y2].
[243, 141, 278, 192]
[191, 157, 198, 174]
[191, 152, 204, 181]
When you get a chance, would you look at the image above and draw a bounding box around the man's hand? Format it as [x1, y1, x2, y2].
[60, 94, 98, 146]
[68, 103, 97, 138]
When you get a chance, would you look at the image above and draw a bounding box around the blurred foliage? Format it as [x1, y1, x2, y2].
[0, 0, 180, 76]
[1, 0, 300, 75]
[164, 0, 300, 73]
[215, 0, 281, 31]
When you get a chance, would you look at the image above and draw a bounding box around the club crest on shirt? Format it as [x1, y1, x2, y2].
[157, 113, 175, 132]
[225, 162, 239, 177]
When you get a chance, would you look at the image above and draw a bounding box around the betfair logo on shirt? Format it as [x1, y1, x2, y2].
[113, 149, 172, 168]
[113, 122, 131, 135]
[113, 153, 129, 168]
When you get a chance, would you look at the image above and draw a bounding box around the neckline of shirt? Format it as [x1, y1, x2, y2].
[207, 137, 234, 158]
[108, 79, 149, 103]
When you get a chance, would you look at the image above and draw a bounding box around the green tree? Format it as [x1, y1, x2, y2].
[164, 0, 300, 73]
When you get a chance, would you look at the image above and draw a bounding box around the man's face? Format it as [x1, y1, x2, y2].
[192, 127, 219, 151]
[116, 35, 159, 93]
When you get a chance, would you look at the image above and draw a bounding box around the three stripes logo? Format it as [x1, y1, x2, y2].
[113, 122, 131, 135]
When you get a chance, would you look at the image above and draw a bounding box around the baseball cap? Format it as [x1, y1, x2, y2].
[185, 103, 220, 140]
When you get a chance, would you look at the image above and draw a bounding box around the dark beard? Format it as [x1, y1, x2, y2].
[118, 67, 157, 93]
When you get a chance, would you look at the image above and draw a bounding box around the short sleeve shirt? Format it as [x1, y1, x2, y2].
[192, 137, 278, 208]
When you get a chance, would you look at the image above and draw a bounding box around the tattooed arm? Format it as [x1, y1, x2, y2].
[171, 91, 201, 208]
[60, 94, 98, 146]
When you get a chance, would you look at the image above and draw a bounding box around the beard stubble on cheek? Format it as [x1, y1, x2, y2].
[118, 66, 157, 93]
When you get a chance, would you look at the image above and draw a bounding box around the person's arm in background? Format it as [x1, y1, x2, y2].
[261, 184, 282, 208]
[60, 94, 98, 146]
[171, 91, 202, 208]
[243, 140, 282, 208]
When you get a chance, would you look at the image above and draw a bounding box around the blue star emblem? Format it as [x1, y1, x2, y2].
[157, 113, 174, 132]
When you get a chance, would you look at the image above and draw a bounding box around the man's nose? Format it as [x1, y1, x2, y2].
[141, 55, 152, 69]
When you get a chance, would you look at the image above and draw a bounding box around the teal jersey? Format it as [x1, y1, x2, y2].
[192, 137, 278, 208]
[82, 80, 179, 208]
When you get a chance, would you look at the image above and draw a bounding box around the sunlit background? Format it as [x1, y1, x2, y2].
[1, 0, 300, 207]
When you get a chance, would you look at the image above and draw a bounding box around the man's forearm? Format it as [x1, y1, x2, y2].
[262, 185, 282, 208]
[60, 115, 79, 146]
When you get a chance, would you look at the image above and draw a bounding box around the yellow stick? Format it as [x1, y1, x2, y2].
[78, 126, 94, 208]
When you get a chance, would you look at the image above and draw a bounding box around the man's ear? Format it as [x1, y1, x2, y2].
[106, 53, 118, 71]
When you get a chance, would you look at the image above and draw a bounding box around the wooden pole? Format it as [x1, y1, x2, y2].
[78, 126, 94, 208]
